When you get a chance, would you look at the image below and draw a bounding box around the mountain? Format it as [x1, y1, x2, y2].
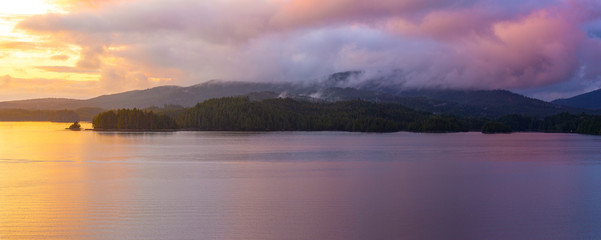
[0, 98, 86, 110]
[552, 89, 601, 110]
[0, 72, 593, 118]
[0, 81, 298, 110]
[286, 87, 588, 118]
[0, 107, 104, 122]
[394, 89, 579, 118]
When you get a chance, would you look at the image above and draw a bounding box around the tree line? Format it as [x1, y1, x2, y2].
[493, 113, 601, 135]
[91, 96, 601, 135]
[93, 97, 469, 132]
[177, 97, 471, 132]
[93, 108, 178, 130]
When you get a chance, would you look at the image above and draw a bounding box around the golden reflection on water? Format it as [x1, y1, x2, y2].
[0, 122, 134, 240]
[2, 123, 601, 239]
[0, 122, 92, 162]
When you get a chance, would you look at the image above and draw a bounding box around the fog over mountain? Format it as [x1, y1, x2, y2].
[0, 71, 594, 119]
[2, 0, 601, 101]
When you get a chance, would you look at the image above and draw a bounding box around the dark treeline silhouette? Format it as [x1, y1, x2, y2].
[90, 97, 601, 135]
[93, 97, 469, 132]
[93, 108, 178, 130]
[494, 113, 601, 135]
[482, 121, 513, 134]
[177, 97, 469, 132]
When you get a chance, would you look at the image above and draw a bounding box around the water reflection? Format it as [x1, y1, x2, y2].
[1, 122, 601, 239]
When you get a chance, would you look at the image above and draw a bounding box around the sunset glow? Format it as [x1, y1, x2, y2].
[0, 1, 100, 100]
[0, 1, 60, 15]
[3, 2, 601, 239]
[1, 0, 601, 100]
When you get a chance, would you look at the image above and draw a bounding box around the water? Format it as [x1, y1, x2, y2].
[1, 122, 601, 239]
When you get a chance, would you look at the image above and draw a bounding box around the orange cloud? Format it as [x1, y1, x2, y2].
[1, 75, 11, 87]
[0, 75, 101, 101]
[2, 0, 601, 101]
[51, 0, 125, 11]
[50, 54, 70, 61]
[0, 41, 37, 49]
[36, 66, 99, 73]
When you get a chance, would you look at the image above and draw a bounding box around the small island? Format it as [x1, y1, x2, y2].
[67, 121, 81, 131]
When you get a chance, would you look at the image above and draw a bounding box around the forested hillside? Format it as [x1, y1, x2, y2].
[94, 97, 470, 132]
[495, 113, 601, 135]
[91, 97, 601, 135]
[92, 108, 178, 130]
[0, 73, 592, 119]
[177, 97, 470, 132]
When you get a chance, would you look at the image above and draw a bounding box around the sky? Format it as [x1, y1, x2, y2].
[1, 0, 601, 101]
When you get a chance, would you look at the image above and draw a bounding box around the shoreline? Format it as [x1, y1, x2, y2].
[87, 128, 592, 135]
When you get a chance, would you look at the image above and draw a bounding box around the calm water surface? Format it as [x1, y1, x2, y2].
[1, 122, 601, 239]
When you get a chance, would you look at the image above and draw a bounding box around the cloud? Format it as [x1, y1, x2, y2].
[36, 66, 99, 73]
[0, 76, 101, 101]
[396, 7, 587, 89]
[50, 0, 128, 11]
[0, 41, 70, 51]
[268, 0, 491, 30]
[13, 0, 601, 97]
[50, 54, 69, 61]
[99, 66, 155, 90]
[1, 75, 11, 88]
[0, 41, 37, 50]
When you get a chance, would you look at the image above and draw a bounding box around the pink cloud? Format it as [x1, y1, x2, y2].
[268, 0, 486, 29]
[448, 8, 584, 88]
[10, 0, 601, 97]
[386, 9, 496, 40]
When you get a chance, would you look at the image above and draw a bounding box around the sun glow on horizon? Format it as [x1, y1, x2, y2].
[0, 1, 100, 87]
[0, 0, 64, 15]
[0, 0, 600, 101]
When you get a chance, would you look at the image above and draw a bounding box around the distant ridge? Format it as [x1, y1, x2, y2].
[0, 98, 86, 110]
[552, 89, 601, 110]
[0, 81, 297, 110]
[0, 72, 594, 118]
